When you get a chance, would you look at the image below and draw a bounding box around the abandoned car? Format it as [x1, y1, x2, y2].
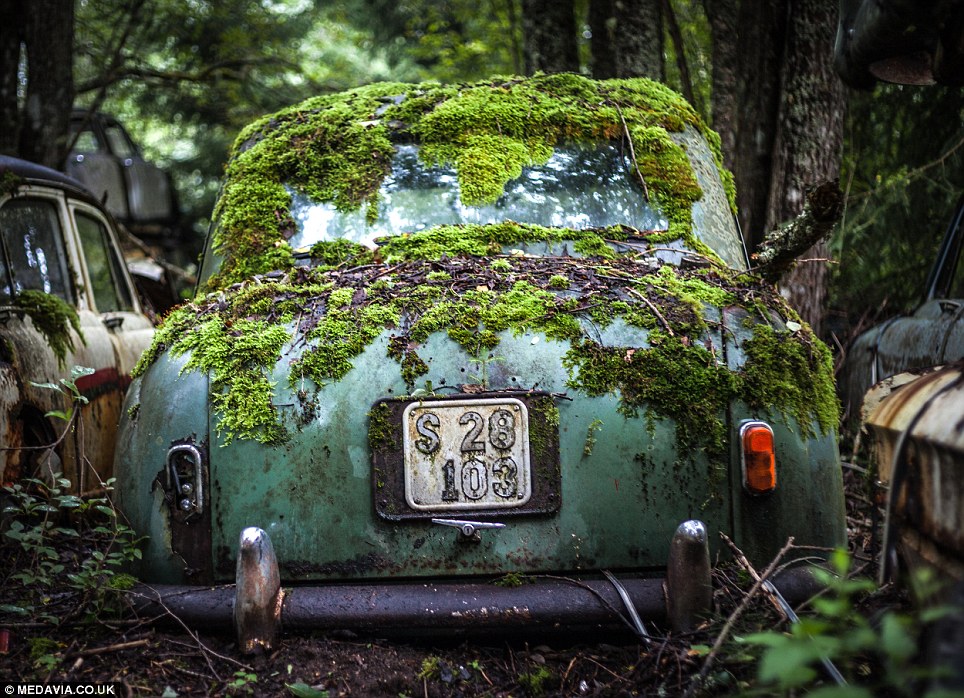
[114, 75, 846, 647]
[861, 361, 964, 688]
[840, 193, 964, 423]
[65, 110, 179, 234]
[0, 155, 154, 493]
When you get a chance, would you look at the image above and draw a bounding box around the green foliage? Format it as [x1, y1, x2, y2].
[226, 670, 258, 695]
[2, 475, 144, 625]
[286, 683, 329, 698]
[29, 365, 95, 423]
[830, 85, 964, 330]
[742, 550, 959, 696]
[517, 665, 552, 696]
[583, 418, 603, 456]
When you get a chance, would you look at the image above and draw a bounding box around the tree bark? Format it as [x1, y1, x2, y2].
[704, 0, 843, 334]
[0, 0, 74, 169]
[522, 0, 579, 74]
[765, 0, 845, 334]
[0, 0, 25, 157]
[590, 0, 664, 79]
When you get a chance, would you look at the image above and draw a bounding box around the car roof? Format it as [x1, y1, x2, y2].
[0, 154, 98, 199]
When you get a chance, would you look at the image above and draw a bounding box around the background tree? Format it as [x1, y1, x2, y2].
[0, 0, 74, 169]
[522, 0, 580, 73]
[589, 0, 664, 79]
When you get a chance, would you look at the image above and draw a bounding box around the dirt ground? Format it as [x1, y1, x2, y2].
[0, 467, 913, 697]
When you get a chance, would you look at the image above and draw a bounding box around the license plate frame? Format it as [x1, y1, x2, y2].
[370, 391, 561, 521]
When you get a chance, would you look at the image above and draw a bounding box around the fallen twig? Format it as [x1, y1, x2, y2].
[682, 536, 795, 698]
[68, 638, 151, 657]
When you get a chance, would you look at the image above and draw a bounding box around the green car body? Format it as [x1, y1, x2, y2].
[115, 74, 845, 643]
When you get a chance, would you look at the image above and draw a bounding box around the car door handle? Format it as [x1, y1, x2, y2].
[103, 315, 124, 330]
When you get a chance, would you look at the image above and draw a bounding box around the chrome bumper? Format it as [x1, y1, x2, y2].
[127, 520, 822, 653]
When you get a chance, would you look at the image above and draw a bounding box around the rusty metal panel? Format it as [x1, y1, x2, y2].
[865, 362, 964, 582]
[371, 391, 560, 521]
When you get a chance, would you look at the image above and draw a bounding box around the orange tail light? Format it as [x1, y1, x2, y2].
[740, 421, 776, 494]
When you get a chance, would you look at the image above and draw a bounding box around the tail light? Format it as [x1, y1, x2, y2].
[740, 421, 776, 494]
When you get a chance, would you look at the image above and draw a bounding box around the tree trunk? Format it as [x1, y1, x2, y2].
[590, 0, 664, 79]
[0, 0, 25, 157]
[19, 0, 75, 169]
[0, 0, 74, 169]
[522, 0, 579, 74]
[703, 0, 739, 170]
[765, 0, 845, 335]
[704, 0, 843, 334]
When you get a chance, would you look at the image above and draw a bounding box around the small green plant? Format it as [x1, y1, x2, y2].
[494, 571, 528, 587]
[517, 665, 552, 696]
[583, 418, 603, 456]
[27, 636, 63, 671]
[226, 670, 258, 695]
[2, 366, 144, 625]
[417, 655, 441, 680]
[29, 365, 95, 423]
[286, 683, 329, 698]
[742, 549, 959, 696]
[467, 352, 504, 388]
[2, 475, 144, 624]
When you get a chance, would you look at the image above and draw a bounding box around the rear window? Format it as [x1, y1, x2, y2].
[289, 143, 667, 248]
[285, 134, 745, 269]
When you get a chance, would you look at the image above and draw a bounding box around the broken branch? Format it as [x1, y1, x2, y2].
[752, 180, 843, 282]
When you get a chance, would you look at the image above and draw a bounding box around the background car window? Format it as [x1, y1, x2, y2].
[76, 211, 133, 312]
[0, 198, 73, 302]
[71, 128, 100, 154]
[103, 124, 136, 159]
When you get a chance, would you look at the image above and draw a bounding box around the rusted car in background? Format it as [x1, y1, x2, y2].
[0, 155, 154, 493]
[66, 110, 190, 317]
[66, 110, 179, 235]
[841, 194, 964, 423]
[114, 75, 846, 649]
[862, 361, 964, 687]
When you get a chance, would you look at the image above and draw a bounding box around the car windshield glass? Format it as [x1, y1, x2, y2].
[0, 198, 73, 302]
[289, 143, 666, 247]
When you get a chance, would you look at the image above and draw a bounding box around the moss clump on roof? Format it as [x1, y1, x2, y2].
[207, 74, 735, 289]
[15, 290, 84, 368]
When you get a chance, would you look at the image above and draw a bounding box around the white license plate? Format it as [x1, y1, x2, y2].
[402, 398, 532, 511]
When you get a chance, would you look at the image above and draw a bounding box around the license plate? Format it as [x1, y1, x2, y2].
[370, 391, 560, 521]
[402, 398, 531, 511]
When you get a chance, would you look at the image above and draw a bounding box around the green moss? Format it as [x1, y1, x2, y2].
[206, 74, 733, 287]
[367, 402, 397, 451]
[14, 290, 84, 368]
[177, 317, 291, 444]
[565, 334, 738, 455]
[138, 247, 838, 447]
[583, 418, 603, 456]
[741, 324, 840, 437]
[1, 169, 24, 196]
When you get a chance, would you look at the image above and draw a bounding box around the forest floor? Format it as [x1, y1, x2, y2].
[0, 467, 924, 697]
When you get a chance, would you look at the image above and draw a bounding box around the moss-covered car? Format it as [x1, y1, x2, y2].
[115, 75, 846, 649]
